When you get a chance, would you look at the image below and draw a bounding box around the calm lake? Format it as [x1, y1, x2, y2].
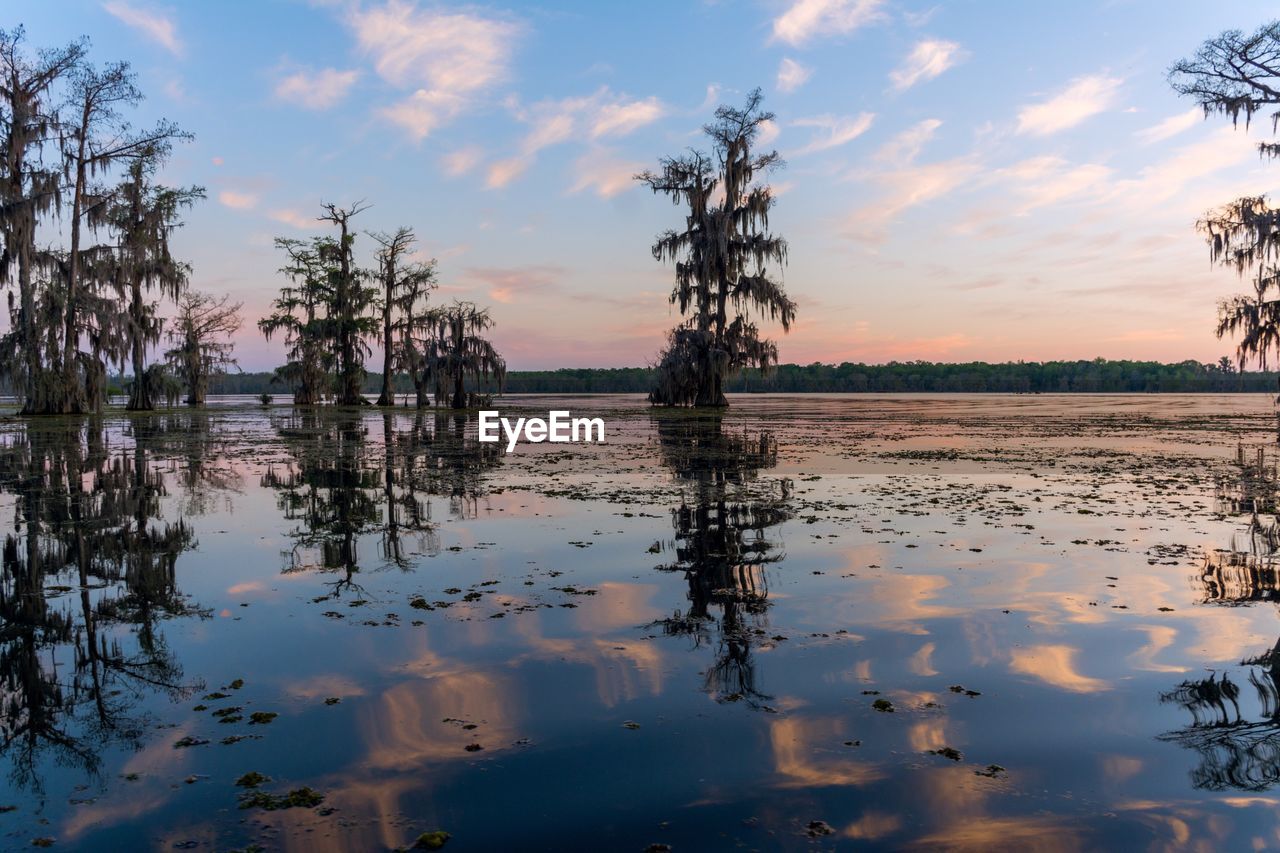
[4, 393, 1280, 851]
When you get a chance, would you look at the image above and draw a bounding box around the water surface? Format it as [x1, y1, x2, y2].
[2, 394, 1279, 851]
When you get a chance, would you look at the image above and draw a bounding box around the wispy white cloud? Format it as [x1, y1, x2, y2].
[485, 157, 528, 189]
[570, 150, 644, 198]
[771, 0, 886, 47]
[697, 84, 721, 112]
[995, 156, 1112, 213]
[845, 157, 980, 243]
[218, 190, 258, 211]
[348, 0, 519, 141]
[274, 67, 359, 110]
[757, 118, 781, 148]
[442, 146, 483, 177]
[381, 89, 464, 141]
[490, 88, 664, 189]
[268, 208, 316, 229]
[776, 57, 813, 93]
[1111, 125, 1259, 206]
[1017, 74, 1122, 136]
[872, 118, 942, 166]
[889, 39, 964, 91]
[849, 121, 959, 240]
[903, 6, 940, 27]
[791, 112, 875, 156]
[1135, 107, 1203, 145]
[591, 96, 664, 138]
[102, 1, 182, 56]
[464, 264, 564, 303]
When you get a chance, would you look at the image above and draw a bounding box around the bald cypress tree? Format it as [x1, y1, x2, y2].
[104, 148, 203, 411]
[319, 202, 377, 406]
[0, 27, 85, 414]
[638, 89, 796, 407]
[420, 300, 506, 409]
[1172, 23, 1280, 373]
[369, 227, 436, 406]
[58, 60, 188, 413]
[260, 238, 330, 404]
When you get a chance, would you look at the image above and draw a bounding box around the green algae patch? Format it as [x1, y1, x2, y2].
[237, 786, 324, 811]
[411, 830, 451, 850]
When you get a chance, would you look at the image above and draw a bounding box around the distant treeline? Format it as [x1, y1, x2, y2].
[187, 359, 1280, 396]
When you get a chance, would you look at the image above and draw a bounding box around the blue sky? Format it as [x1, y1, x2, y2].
[15, 0, 1280, 370]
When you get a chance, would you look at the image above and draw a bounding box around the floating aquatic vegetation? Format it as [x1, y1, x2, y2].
[237, 786, 324, 811]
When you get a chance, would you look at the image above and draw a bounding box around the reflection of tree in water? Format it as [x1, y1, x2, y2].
[1215, 443, 1278, 516]
[262, 411, 500, 596]
[130, 410, 246, 516]
[1161, 445, 1280, 790]
[0, 419, 206, 792]
[650, 413, 792, 708]
[410, 411, 503, 521]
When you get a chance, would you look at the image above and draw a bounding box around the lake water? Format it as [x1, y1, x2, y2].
[3, 394, 1280, 851]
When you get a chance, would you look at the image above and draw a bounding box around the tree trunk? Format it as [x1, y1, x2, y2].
[126, 282, 152, 411]
[451, 373, 466, 409]
[336, 216, 364, 406]
[62, 123, 90, 415]
[18, 252, 42, 416]
[377, 298, 394, 406]
[413, 372, 428, 408]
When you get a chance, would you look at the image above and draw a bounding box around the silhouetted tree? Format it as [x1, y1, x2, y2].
[260, 204, 378, 406]
[638, 89, 795, 407]
[260, 237, 331, 404]
[164, 290, 242, 406]
[320, 202, 377, 405]
[0, 27, 85, 414]
[104, 148, 203, 410]
[56, 60, 188, 413]
[419, 300, 506, 409]
[369, 227, 436, 406]
[1172, 23, 1280, 379]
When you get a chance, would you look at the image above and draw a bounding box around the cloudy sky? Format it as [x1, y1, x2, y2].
[17, 0, 1280, 370]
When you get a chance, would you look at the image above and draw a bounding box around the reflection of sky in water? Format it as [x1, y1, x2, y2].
[4, 395, 1280, 849]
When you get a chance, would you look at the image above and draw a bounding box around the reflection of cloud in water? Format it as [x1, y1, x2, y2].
[60, 728, 197, 840]
[285, 673, 368, 700]
[567, 581, 663, 633]
[851, 572, 961, 635]
[908, 815, 1085, 851]
[769, 716, 885, 788]
[1127, 625, 1188, 674]
[908, 718, 951, 753]
[909, 641, 939, 676]
[894, 764, 1088, 850]
[360, 672, 519, 770]
[1185, 602, 1274, 665]
[842, 810, 903, 840]
[1008, 645, 1110, 693]
[510, 633, 665, 707]
[1100, 754, 1144, 784]
[255, 775, 422, 853]
[1111, 799, 1241, 849]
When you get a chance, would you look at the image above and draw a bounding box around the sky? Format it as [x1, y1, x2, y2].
[13, 0, 1280, 371]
